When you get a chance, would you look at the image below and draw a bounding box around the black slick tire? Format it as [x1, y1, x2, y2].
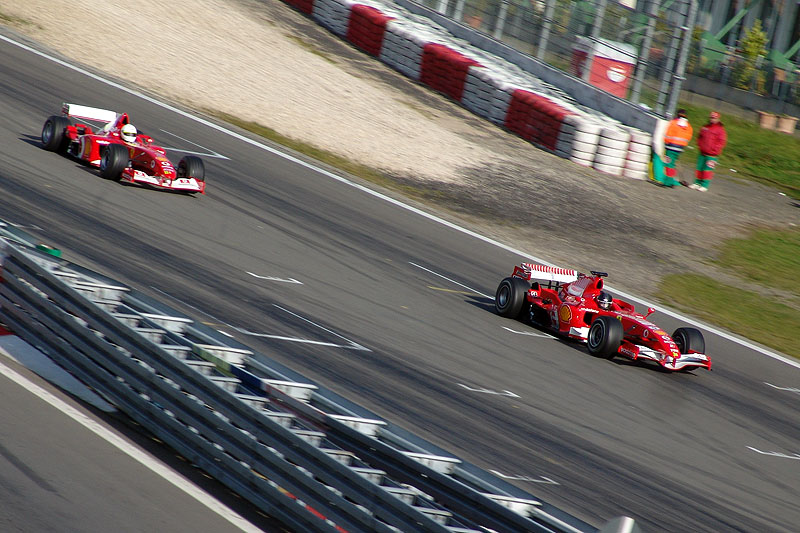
[100, 144, 130, 180]
[587, 315, 624, 358]
[178, 156, 205, 182]
[672, 327, 705, 355]
[41, 115, 71, 153]
[495, 277, 530, 318]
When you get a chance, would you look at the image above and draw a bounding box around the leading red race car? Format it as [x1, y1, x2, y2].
[41, 103, 206, 194]
[495, 263, 711, 372]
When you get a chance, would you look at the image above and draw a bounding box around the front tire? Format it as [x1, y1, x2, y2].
[42, 115, 71, 153]
[178, 156, 205, 182]
[100, 144, 130, 180]
[587, 316, 624, 359]
[495, 277, 530, 318]
[672, 327, 705, 355]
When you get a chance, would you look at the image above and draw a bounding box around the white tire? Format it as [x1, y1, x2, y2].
[572, 130, 600, 144]
[595, 145, 627, 157]
[627, 129, 652, 144]
[572, 139, 599, 153]
[623, 169, 648, 180]
[593, 162, 624, 175]
[594, 153, 626, 166]
[627, 141, 650, 154]
[598, 137, 629, 151]
[600, 127, 630, 142]
[570, 155, 593, 167]
[625, 149, 650, 163]
[624, 160, 649, 171]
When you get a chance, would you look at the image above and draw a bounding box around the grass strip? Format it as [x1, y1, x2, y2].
[657, 273, 799, 359]
[715, 227, 800, 297]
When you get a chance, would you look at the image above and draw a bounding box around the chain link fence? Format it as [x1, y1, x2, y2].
[409, 0, 697, 117]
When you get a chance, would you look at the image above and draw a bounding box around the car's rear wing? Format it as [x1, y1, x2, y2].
[61, 103, 118, 124]
[512, 263, 579, 284]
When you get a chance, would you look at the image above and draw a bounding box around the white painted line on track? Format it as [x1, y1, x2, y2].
[502, 326, 557, 338]
[272, 304, 369, 351]
[148, 287, 369, 351]
[3, 32, 796, 369]
[457, 383, 519, 397]
[747, 446, 800, 461]
[0, 359, 263, 533]
[247, 271, 303, 284]
[764, 382, 800, 394]
[409, 262, 492, 298]
[158, 129, 229, 159]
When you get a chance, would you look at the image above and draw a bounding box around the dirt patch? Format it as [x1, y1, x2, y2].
[1, 0, 798, 299]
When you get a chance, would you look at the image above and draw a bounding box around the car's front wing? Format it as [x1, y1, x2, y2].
[121, 169, 205, 194]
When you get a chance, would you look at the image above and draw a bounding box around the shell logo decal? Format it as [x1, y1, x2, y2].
[607, 66, 627, 83]
[559, 305, 572, 323]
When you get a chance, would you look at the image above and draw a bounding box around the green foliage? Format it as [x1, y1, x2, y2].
[739, 19, 768, 59]
[732, 20, 768, 91]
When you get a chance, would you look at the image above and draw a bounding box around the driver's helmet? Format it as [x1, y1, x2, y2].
[596, 291, 613, 310]
[120, 123, 137, 143]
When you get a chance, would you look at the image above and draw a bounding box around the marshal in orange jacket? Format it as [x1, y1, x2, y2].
[664, 117, 693, 152]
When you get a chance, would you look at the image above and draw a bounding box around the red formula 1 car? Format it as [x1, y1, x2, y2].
[495, 263, 711, 372]
[41, 103, 206, 194]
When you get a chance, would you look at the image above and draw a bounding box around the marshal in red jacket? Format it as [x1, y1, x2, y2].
[697, 122, 727, 156]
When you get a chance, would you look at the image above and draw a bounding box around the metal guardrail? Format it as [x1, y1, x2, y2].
[0, 235, 608, 532]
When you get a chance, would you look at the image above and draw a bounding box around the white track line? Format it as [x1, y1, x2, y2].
[2, 32, 796, 369]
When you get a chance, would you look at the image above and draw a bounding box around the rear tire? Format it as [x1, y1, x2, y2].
[100, 144, 130, 180]
[41, 115, 71, 153]
[178, 156, 205, 182]
[587, 316, 624, 359]
[672, 327, 705, 355]
[495, 277, 529, 318]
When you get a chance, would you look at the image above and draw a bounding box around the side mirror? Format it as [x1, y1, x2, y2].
[645, 307, 656, 318]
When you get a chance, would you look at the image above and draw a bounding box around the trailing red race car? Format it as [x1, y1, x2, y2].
[495, 263, 712, 372]
[41, 103, 206, 194]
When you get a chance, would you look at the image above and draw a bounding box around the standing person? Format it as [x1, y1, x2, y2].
[661, 109, 693, 187]
[690, 111, 727, 192]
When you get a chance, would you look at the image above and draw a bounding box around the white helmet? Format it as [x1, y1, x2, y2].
[120, 123, 137, 143]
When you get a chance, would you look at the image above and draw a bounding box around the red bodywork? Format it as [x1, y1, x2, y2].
[52, 104, 205, 194]
[499, 263, 711, 372]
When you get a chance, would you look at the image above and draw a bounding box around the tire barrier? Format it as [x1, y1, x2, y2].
[556, 116, 602, 168]
[622, 128, 652, 180]
[0, 233, 603, 533]
[420, 43, 482, 101]
[593, 127, 630, 177]
[347, 4, 394, 57]
[380, 19, 431, 79]
[504, 90, 575, 152]
[280, 0, 664, 181]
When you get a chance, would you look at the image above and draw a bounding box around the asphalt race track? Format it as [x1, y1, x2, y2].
[1, 31, 799, 532]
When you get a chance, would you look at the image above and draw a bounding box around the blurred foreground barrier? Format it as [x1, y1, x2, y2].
[0, 234, 625, 532]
